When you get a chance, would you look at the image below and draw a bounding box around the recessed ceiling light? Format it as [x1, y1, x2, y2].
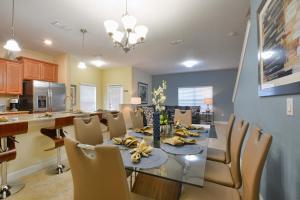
[44, 39, 52, 46]
[91, 60, 106, 67]
[170, 39, 184, 45]
[181, 60, 200, 68]
[228, 31, 238, 37]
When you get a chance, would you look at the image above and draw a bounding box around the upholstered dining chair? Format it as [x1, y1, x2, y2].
[174, 109, 192, 126]
[64, 137, 151, 200]
[73, 116, 103, 145]
[180, 128, 272, 200]
[207, 114, 235, 164]
[107, 113, 127, 139]
[130, 110, 144, 129]
[204, 120, 249, 188]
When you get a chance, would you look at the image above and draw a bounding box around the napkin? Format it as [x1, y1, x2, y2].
[130, 140, 153, 163]
[163, 136, 197, 146]
[112, 136, 139, 148]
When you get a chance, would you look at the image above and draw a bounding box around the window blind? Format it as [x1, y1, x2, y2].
[80, 84, 97, 112]
[178, 86, 213, 108]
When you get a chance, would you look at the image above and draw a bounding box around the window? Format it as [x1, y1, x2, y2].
[107, 85, 123, 111]
[80, 84, 96, 112]
[178, 86, 213, 109]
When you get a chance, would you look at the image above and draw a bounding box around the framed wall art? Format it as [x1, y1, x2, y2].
[257, 0, 300, 96]
[138, 82, 148, 104]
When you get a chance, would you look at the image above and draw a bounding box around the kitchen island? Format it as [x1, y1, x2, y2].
[0, 111, 104, 178]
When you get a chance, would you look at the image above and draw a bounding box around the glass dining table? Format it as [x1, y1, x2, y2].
[121, 124, 210, 188]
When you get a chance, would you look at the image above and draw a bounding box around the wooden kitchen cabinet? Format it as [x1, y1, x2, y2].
[18, 57, 58, 82]
[0, 59, 23, 95]
[0, 60, 7, 93]
[6, 62, 23, 94]
[41, 63, 58, 82]
[22, 58, 41, 80]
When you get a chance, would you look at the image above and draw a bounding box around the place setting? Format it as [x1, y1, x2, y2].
[106, 135, 168, 169]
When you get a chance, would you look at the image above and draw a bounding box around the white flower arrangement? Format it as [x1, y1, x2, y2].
[152, 80, 167, 112]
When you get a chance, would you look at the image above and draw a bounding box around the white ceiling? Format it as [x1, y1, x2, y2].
[0, 0, 249, 75]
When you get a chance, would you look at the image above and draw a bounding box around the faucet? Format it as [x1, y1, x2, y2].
[64, 96, 74, 112]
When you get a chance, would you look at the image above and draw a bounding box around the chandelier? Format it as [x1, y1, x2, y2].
[104, 0, 148, 53]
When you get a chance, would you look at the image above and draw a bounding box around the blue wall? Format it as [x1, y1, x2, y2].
[234, 0, 300, 199]
[152, 69, 237, 121]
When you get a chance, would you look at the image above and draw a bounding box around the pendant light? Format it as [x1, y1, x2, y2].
[3, 0, 21, 52]
[78, 29, 87, 69]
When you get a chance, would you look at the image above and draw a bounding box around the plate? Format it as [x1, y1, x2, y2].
[121, 148, 168, 169]
[160, 143, 204, 155]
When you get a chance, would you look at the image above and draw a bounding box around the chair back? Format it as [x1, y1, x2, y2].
[64, 137, 131, 200]
[229, 120, 249, 188]
[107, 113, 127, 138]
[130, 110, 144, 129]
[241, 128, 272, 200]
[174, 109, 192, 126]
[73, 116, 103, 145]
[225, 114, 236, 163]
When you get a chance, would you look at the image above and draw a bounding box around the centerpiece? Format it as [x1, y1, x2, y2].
[152, 80, 167, 142]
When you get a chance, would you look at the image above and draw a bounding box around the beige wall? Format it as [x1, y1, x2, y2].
[132, 67, 152, 105]
[69, 55, 102, 111]
[101, 66, 132, 109]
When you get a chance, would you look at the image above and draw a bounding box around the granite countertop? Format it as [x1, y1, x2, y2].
[0, 111, 101, 125]
[0, 111, 30, 115]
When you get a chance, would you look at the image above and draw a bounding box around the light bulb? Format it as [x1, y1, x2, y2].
[135, 25, 148, 40]
[121, 14, 137, 32]
[78, 61, 87, 69]
[104, 20, 119, 34]
[112, 31, 124, 43]
[3, 39, 21, 52]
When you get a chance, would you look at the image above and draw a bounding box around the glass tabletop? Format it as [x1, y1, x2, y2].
[123, 124, 209, 187]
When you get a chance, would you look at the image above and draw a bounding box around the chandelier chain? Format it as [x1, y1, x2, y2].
[11, 0, 15, 38]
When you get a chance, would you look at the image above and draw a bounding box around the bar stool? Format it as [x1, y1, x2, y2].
[40, 116, 74, 174]
[0, 122, 28, 199]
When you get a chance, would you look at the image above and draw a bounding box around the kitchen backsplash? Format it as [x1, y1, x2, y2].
[0, 95, 18, 110]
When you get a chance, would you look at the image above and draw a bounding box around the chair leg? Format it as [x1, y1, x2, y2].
[0, 138, 24, 199]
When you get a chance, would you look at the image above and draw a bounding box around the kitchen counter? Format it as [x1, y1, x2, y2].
[0, 111, 30, 115]
[0, 111, 100, 125]
[0, 111, 104, 175]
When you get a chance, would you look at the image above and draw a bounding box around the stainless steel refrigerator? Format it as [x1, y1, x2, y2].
[19, 80, 66, 113]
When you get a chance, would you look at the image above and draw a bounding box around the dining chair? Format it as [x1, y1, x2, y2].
[73, 116, 103, 145]
[64, 137, 151, 200]
[107, 113, 127, 139]
[207, 114, 235, 164]
[204, 120, 249, 188]
[180, 128, 272, 200]
[130, 110, 144, 129]
[174, 109, 192, 126]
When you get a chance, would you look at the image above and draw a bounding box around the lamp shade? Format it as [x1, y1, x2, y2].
[131, 97, 141, 105]
[121, 14, 137, 31]
[104, 20, 119, 34]
[112, 31, 124, 43]
[135, 25, 148, 39]
[3, 39, 21, 52]
[204, 98, 213, 105]
[128, 33, 138, 44]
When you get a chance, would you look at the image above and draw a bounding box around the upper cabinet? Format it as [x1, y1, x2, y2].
[0, 59, 23, 95]
[0, 60, 7, 94]
[18, 57, 58, 82]
[41, 63, 58, 82]
[6, 62, 23, 94]
[23, 58, 41, 80]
